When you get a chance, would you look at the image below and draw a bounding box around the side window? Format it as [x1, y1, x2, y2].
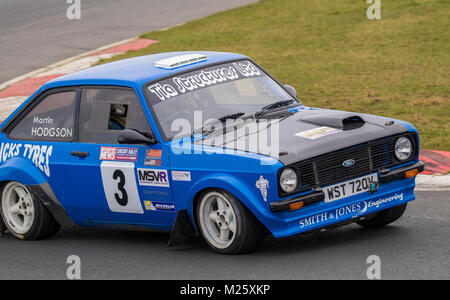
[78, 87, 152, 144]
[9, 91, 77, 142]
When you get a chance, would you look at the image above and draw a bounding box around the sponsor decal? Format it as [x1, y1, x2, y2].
[146, 149, 162, 159]
[0, 142, 53, 177]
[144, 158, 162, 166]
[256, 175, 269, 202]
[144, 201, 175, 212]
[172, 171, 191, 182]
[148, 61, 262, 101]
[100, 147, 138, 162]
[299, 193, 404, 229]
[143, 190, 169, 196]
[295, 126, 342, 140]
[137, 168, 170, 187]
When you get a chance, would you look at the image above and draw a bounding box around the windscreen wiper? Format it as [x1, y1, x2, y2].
[254, 99, 296, 117]
[218, 112, 245, 123]
[192, 112, 246, 137]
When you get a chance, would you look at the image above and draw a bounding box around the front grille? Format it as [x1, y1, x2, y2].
[285, 133, 417, 195]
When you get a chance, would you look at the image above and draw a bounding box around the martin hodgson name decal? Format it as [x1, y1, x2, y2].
[0, 142, 53, 177]
[147, 61, 262, 101]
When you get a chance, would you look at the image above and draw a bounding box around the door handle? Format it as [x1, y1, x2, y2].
[71, 151, 89, 158]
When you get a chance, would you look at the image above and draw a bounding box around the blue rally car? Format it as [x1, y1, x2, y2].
[0, 52, 424, 254]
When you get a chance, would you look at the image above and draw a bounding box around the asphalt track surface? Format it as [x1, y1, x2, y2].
[0, 191, 448, 280]
[0, 0, 258, 83]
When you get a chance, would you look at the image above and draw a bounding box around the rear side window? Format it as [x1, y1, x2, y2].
[78, 88, 152, 144]
[9, 91, 77, 142]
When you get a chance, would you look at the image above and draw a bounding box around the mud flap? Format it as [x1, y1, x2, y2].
[167, 209, 197, 247]
[29, 183, 74, 229]
[0, 218, 5, 235]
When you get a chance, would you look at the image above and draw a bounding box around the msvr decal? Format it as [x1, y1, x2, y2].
[137, 169, 170, 187]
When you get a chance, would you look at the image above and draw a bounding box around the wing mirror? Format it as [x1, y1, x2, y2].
[284, 84, 297, 98]
[118, 129, 157, 145]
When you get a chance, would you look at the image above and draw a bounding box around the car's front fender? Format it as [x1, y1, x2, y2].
[184, 173, 274, 232]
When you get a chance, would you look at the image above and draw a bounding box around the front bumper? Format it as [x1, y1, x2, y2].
[265, 161, 423, 238]
[270, 161, 424, 212]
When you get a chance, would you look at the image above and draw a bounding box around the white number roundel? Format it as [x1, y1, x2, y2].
[100, 161, 143, 214]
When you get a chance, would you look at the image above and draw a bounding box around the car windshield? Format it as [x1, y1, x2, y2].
[144, 60, 298, 140]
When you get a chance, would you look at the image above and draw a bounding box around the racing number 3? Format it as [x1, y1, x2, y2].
[100, 161, 143, 214]
[113, 170, 128, 206]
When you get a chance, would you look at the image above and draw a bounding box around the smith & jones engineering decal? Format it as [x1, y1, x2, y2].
[0, 142, 53, 177]
[100, 147, 138, 162]
[298, 193, 405, 230]
[137, 168, 170, 187]
[147, 61, 262, 102]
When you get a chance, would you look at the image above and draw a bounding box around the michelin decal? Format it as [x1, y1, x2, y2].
[299, 193, 404, 229]
[0, 142, 53, 177]
[144, 201, 175, 212]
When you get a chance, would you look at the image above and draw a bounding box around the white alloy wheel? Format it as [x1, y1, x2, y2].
[198, 191, 237, 250]
[1, 182, 35, 235]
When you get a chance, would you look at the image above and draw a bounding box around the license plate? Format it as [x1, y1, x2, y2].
[323, 173, 379, 203]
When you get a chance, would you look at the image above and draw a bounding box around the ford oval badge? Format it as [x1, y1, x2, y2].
[343, 159, 355, 167]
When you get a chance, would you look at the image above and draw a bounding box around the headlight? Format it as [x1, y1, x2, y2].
[279, 168, 298, 193]
[395, 137, 413, 161]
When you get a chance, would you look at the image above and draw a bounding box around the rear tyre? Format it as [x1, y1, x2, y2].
[0, 203, 5, 234]
[357, 203, 407, 229]
[0, 182, 60, 240]
[197, 190, 265, 254]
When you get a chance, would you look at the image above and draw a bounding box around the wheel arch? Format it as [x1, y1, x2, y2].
[186, 174, 271, 233]
[0, 157, 47, 186]
[0, 157, 74, 228]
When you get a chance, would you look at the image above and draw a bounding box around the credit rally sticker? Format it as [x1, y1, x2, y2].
[100, 147, 138, 162]
[295, 126, 342, 140]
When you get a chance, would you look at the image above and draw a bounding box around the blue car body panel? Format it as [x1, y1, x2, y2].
[0, 51, 421, 238]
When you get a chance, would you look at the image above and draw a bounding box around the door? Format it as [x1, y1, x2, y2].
[67, 86, 175, 230]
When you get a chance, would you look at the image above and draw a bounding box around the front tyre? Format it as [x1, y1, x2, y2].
[197, 190, 265, 254]
[357, 203, 407, 229]
[0, 182, 60, 240]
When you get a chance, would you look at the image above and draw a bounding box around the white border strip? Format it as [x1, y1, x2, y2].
[415, 174, 450, 191]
